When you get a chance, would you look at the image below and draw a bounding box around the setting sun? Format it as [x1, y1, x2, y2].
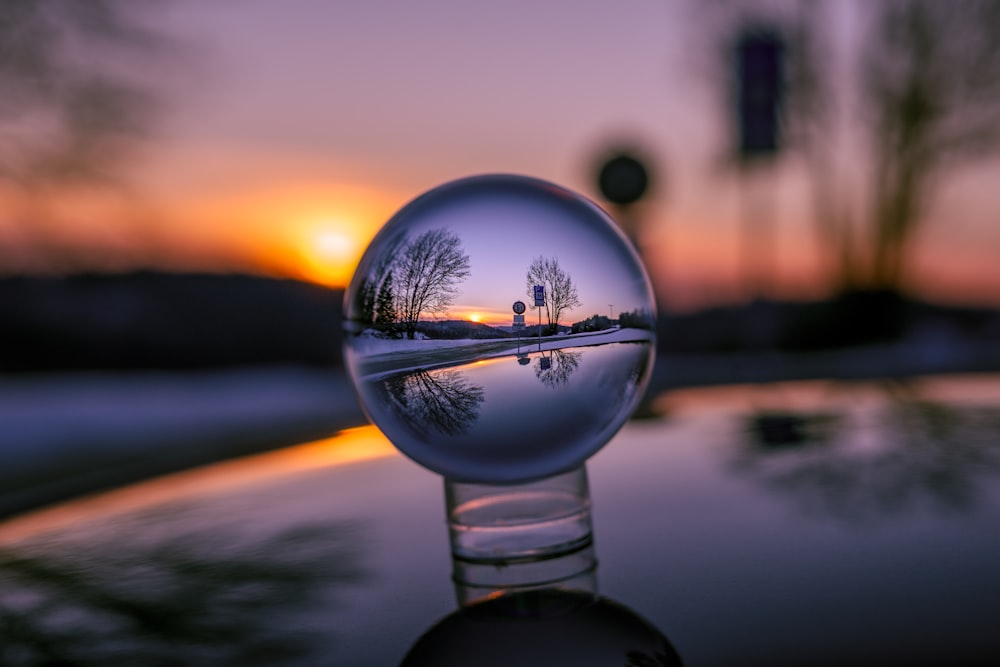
[199, 178, 407, 288]
[297, 223, 363, 287]
[314, 228, 356, 264]
[454, 307, 510, 327]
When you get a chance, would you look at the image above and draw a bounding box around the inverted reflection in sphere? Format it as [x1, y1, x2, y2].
[344, 174, 656, 483]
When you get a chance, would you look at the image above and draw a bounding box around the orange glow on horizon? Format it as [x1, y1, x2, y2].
[293, 219, 367, 287]
[152, 179, 405, 289]
[250, 205, 388, 289]
[454, 306, 512, 327]
[6, 152, 997, 312]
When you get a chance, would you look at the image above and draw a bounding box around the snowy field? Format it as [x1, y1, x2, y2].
[0, 329, 655, 518]
[0, 367, 366, 519]
[3, 331, 999, 520]
[350, 327, 655, 378]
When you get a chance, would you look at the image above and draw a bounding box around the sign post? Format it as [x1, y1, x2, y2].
[533, 285, 545, 350]
[512, 301, 526, 353]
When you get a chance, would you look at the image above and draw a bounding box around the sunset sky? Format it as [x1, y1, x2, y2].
[349, 175, 656, 326]
[2, 0, 998, 311]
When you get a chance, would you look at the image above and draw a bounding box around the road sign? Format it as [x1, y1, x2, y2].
[533, 285, 545, 307]
[512, 300, 526, 315]
[513, 314, 525, 329]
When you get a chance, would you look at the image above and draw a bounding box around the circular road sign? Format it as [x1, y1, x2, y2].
[597, 152, 650, 206]
[512, 300, 527, 315]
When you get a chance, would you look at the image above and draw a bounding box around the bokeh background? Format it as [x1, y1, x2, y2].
[3, 5, 1000, 664]
[4, 0, 998, 308]
[3, 0, 1000, 504]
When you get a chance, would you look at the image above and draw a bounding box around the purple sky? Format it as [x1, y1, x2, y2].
[11, 0, 996, 310]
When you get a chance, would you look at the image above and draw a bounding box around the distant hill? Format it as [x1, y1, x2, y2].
[0, 272, 344, 372]
[657, 293, 1000, 353]
[2, 273, 998, 372]
[414, 319, 512, 340]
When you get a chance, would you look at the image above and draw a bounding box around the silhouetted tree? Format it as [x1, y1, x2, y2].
[0, 1, 169, 182]
[859, 0, 1000, 288]
[384, 369, 484, 437]
[395, 229, 471, 339]
[525, 256, 581, 335]
[702, 0, 1000, 292]
[618, 308, 656, 330]
[534, 349, 582, 388]
[572, 314, 612, 333]
[356, 277, 377, 326]
[354, 232, 407, 330]
[375, 270, 397, 335]
[0, 1, 174, 267]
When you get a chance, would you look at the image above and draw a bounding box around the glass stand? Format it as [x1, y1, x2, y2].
[444, 465, 596, 607]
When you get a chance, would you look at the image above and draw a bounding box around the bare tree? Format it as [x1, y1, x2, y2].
[374, 270, 397, 335]
[383, 369, 484, 437]
[701, 0, 1000, 292]
[0, 1, 168, 184]
[0, 0, 175, 268]
[395, 228, 471, 339]
[861, 0, 1000, 288]
[355, 232, 406, 328]
[534, 349, 582, 389]
[525, 256, 581, 334]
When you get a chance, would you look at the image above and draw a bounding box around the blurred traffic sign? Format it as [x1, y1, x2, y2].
[533, 285, 545, 307]
[735, 28, 785, 157]
[597, 153, 649, 206]
[513, 300, 526, 314]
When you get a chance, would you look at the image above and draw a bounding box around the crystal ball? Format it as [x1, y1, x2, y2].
[343, 174, 656, 483]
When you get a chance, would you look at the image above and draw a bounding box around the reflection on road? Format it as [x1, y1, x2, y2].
[731, 379, 1000, 523]
[0, 376, 995, 665]
[534, 349, 582, 388]
[385, 369, 486, 437]
[407, 465, 681, 667]
[0, 500, 369, 664]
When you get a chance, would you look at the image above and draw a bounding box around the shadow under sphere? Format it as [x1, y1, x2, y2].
[400, 589, 682, 667]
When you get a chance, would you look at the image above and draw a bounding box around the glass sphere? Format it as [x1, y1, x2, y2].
[343, 174, 656, 483]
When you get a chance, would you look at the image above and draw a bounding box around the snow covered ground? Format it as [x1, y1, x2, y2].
[0, 367, 366, 519]
[3, 332, 998, 521]
[350, 327, 654, 378]
[0, 330, 654, 519]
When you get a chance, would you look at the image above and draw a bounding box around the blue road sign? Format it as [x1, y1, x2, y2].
[533, 285, 545, 307]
